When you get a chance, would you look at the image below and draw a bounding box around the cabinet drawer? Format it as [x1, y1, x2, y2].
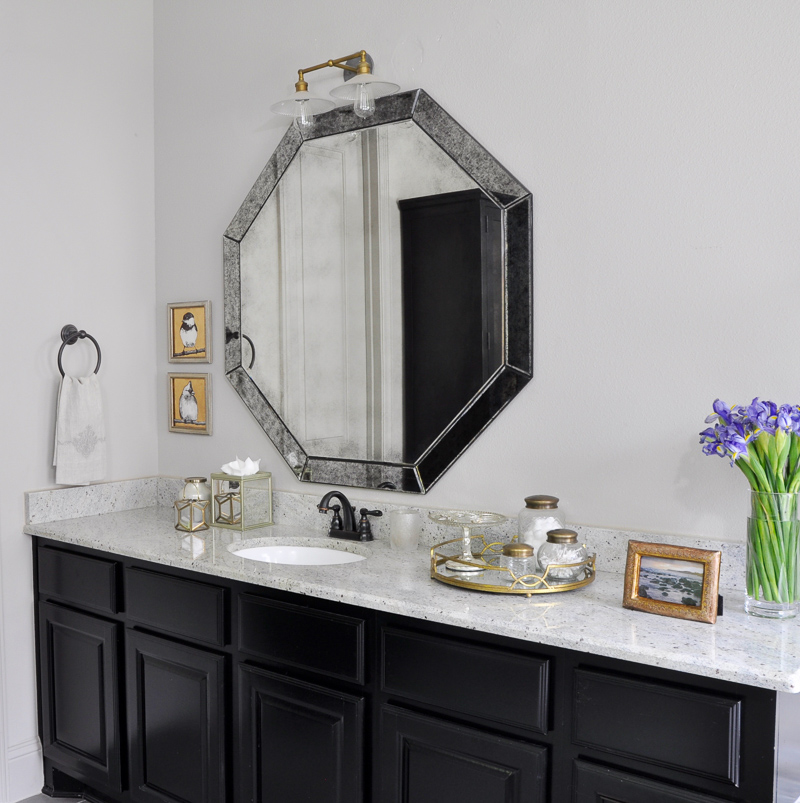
[126, 567, 227, 647]
[573, 668, 742, 786]
[381, 626, 549, 734]
[38, 545, 118, 614]
[238, 593, 365, 684]
[573, 760, 730, 803]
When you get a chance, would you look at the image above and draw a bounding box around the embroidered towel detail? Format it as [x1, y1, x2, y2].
[53, 374, 107, 485]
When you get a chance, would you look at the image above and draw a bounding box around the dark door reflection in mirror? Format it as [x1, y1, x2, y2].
[400, 189, 503, 463]
[225, 90, 532, 492]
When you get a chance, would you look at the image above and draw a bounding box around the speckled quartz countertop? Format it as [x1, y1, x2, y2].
[24, 499, 800, 694]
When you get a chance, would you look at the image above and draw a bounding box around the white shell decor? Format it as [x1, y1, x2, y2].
[220, 456, 261, 476]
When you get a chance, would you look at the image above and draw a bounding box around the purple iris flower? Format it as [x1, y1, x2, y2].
[777, 404, 798, 433]
[704, 399, 733, 425]
[721, 423, 749, 463]
[747, 397, 778, 435]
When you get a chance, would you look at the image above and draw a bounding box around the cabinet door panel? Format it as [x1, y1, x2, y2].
[574, 760, 732, 803]
[127, 630, 226, 803]
[379, 705, 547, 803]
[238, 663, 364, 803]
[38, 602, 122, 794]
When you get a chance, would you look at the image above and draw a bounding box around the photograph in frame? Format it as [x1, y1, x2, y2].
[623, 540, 721, 624]
[168, 373, 212, 435]
[168, 301, 211, 363]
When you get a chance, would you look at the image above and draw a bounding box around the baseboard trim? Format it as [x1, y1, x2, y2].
[6, 739, 42, 803]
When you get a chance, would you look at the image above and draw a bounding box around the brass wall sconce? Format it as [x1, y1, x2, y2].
[270, 50, 399, 132]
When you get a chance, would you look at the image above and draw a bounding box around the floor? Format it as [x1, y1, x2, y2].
[17, 796, 80, 802]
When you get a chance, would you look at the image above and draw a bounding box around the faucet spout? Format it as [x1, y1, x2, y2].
[317, 491, 357, 534]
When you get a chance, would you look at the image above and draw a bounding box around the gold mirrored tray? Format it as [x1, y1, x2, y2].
[430, 534, 596, 597]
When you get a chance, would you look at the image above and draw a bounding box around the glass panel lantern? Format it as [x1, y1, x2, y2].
[174, 477, 211, 532]
[210, 471, 273, 530]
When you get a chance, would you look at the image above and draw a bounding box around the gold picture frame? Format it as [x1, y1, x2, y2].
[623, 540, 721, 624]
[168, 373, 212, 435]
[168, 301, 211, 363]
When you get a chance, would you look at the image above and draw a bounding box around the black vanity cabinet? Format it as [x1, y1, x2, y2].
[236, 593, 368, 803]
[36, 546, 124, 797]
[33, 538, 782, 803]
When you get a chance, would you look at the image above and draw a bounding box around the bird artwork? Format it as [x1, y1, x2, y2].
[178, 381, 199, 423]
[179, 312, 199, 352]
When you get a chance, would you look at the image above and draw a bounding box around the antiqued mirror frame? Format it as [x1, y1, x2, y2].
[223, 89, 532, 493]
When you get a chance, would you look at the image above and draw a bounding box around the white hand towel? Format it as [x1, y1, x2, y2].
[53, 374, 107, 485]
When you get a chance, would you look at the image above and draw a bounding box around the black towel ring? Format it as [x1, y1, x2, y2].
[225, 330, 256, 370]
[57, 324, 102, 377]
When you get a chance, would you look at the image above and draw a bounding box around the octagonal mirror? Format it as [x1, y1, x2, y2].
[224, 90, 531, 493]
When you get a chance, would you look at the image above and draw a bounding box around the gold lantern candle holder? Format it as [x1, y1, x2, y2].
[174, 477, 211, 532]
[210, 471, 273, 530]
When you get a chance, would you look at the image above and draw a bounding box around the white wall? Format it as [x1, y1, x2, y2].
[0, 3, 157, 799]
[154, 0, 800, 541]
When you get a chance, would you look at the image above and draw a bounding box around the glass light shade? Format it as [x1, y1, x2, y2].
[270, 90, 335, 116]
[211, 471, 273, 531]
[329, 73, 399, 103]
[270, 91, 334, 132]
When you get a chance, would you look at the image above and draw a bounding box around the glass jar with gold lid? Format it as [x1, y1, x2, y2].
[518, 495, 564, 553]
[537, 528, 587, 581]
[500, 542, 537, 579]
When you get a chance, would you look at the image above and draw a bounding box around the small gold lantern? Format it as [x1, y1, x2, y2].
[210, 471, 273, 530]
[174, 477, 211, 532]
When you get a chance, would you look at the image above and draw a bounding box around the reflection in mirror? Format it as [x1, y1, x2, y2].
[240, 120, 500, 464]
[225, 90, 532, 492]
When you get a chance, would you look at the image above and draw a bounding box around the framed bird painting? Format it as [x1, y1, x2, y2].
[168, 301, 211, 363]
[168, 373, 212, 435]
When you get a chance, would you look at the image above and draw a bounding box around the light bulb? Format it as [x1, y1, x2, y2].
[353, 83, 375, 119]
[293, 98, 314, 132]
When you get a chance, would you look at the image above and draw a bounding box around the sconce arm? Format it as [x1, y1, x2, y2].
[295, 50, 369, 90]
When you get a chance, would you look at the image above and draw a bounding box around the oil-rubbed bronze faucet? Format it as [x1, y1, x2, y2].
[317, 491, 382, 541]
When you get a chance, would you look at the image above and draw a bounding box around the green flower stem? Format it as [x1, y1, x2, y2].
[754, 517, 781, 601]
[750, 520, 779, 601]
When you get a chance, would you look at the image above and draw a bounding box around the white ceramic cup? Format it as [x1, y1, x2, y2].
[389, 509, 422, 551]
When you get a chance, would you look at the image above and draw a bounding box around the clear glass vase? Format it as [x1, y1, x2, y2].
[745, 491, 800, 619]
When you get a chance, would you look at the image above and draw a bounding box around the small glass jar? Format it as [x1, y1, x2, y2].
[174, 477, 211, 532]
[500, 543, 538, 580]
[518, 495, 564, 553]
[537, 528, 587, 581]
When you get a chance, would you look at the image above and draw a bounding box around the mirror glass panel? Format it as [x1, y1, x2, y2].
[224, 90, 531, 492]
[240, 120, 501, 464]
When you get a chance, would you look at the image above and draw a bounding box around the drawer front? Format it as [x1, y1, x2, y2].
[381, 626, 549, 734]
[238, 593, 365, 684]
[573, 760, 730, 803]
[126, 567, 226, 647]
[573, 668, 742, 786]
[38, 545, 118, 614]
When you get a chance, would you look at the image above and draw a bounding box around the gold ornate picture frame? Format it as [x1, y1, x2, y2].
[623, 540, 721, 624]
[168, 301, 211, 363]
[168, 373, 212, 435]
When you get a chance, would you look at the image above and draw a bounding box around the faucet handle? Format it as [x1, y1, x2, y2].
[329, 504, 343, 531]
[357, 508, 382, 541]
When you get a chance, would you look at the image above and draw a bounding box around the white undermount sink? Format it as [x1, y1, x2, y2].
[231, 543, 367, 566]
